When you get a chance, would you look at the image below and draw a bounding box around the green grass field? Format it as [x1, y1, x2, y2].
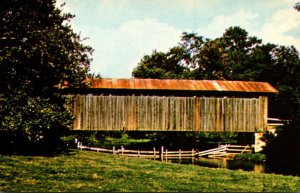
[0, 150, 299, 192]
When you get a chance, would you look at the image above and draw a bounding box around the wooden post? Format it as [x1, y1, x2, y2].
[153, 147, 156, 160]
[192, 149, 195, 164]
[138, 150, 140, 158]
[165, 149, 168, 161]
[121, 146, 124, 156]
[113, 146, 115, 155]
[259, 96, 268, 132]
[179, 149, 181, 160]
[160, 146, 164, 161]
[78, 142, 83, 150]
[223, 158, 227, 168]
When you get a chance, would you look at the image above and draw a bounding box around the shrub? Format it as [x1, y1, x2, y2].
[233, 153, 266, 163]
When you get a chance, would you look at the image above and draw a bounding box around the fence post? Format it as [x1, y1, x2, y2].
[121, 146, 124, 156]
[113, 146, 115, 155]
[78, 142, 83, 150]
[165, 149, 168, 161]
[192, 149, 195, 164]
[153, 147, 156, 160]
[179, 149, 181, 159]
[160, 146, 164, 161]
[138, 150, 140, 158]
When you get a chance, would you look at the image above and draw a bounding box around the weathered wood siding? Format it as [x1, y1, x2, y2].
[68, 95, 268, 132]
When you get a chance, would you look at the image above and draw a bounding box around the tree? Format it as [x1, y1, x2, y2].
[294, 2, 300, 11]
[217, 27, 262, 80]
[132, 32, 207, 79]
[87, 72, 102, 79]
[132, 47, 192, 79]
[0, 0, 93, 154]
[259, 46, 300, 175]
[133, 27, 263, 81]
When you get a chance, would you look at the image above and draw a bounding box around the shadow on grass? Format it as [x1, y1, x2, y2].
[0, 147, 78, 157]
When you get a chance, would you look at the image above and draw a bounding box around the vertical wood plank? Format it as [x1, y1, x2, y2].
[68, 95, 266, 132]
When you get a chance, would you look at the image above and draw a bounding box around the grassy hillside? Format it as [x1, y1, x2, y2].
[0, 150, 299, 192]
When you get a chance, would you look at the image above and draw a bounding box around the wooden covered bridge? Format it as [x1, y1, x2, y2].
[66, 78, 278, 132]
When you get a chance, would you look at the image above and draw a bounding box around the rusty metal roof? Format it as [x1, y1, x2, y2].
[88, 78, 278, 93]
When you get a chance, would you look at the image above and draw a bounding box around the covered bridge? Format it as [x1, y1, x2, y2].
[67, 78, 278, 132]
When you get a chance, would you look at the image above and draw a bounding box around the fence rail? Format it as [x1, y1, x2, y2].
[78, 144, 161, 158]
[197, 146, 227, 157]
[197, 144, 253, 158]
[77, 143, 252, 160]
[162, 149, 196, 158]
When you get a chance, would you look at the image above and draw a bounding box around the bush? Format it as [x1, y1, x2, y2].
[233, 153, 266, 163]
[60, 135, 77, 149]
[0, 95, 73, 155]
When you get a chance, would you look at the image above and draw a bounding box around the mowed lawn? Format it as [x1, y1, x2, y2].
[0, 150, 299, 192]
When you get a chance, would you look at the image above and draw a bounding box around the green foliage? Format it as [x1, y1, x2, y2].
[234, 153, 266, 163]
[0, 95, 73, 153]
[125, 131, 238, 150]
[69, 131, 239, 151]
[0, 0, 92, 153]
[0, 150, 299, 192]
[133, 27, 263, 81]
[132, 48, 192, 79]
[101, 134, 150, 149]
[71, 131, 151, 150]
[87, 72, 102, 78]
[60, 135, 77, 148]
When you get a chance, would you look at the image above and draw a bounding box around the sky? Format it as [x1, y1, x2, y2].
[56, 0, 300, 78]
